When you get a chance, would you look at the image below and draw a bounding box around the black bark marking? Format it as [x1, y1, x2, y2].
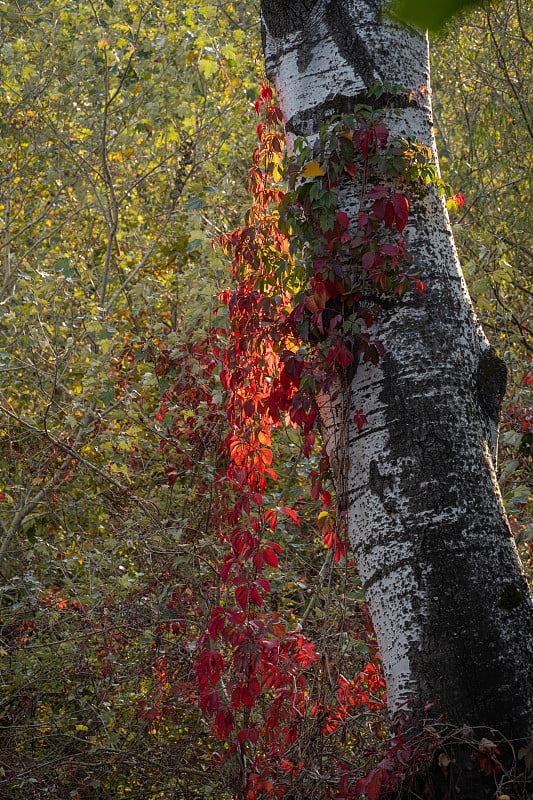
[284, 90, 417, 137]
[260, 0, 320, 38]
[324, 0, 379, 88]
[368, 458, 394, 502]
[362, 554, 411, 593]
[475, 346, 507, 422]
[499, 582, 524, 611]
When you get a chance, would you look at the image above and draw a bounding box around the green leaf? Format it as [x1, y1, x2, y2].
[184, 196, 207, 210]
[389, 0, 481, 31]
[198, 57, 219, 79]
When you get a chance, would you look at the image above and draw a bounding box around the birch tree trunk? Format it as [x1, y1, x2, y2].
[261, 0, 533, 782]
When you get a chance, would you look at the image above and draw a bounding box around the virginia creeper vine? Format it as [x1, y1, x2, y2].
[190, 82, 467, 798]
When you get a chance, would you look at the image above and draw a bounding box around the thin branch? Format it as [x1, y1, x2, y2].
[103, 198, 178, 315]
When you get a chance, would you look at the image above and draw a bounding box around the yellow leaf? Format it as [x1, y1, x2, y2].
[98, 37, 108, 50]
[301, 162, 325, 178]
[446, 197, 458, 214]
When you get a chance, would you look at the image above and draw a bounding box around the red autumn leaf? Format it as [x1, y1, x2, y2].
[328, 312, 343, 334]
[391, 193, 409, 232]
[453, 192, 465, 207]
[237, 728, 248, 745]
[253, 550, 264, 570]
[323, 529, 335, 549]
[353, 409, 367, 431]
[358, 306, 374, 327]
[235, 585, 249, 610]
[259, 446, 272, 466]
[267, 511, 278, 531]
[358, 211, 370, 229]
[249, 586, 263, 606]
[362, 251, 380, 270]
[333, 535, 346, 562]
[336, 346, 354, 368]
[260, 81, 273, 102]
[284, 725, 298, 745]
[165, 466, 178, 488]
[384, 200, 395, 229]
[380, 243, 399, 257]
[281, 507, 299, 525]
[394, 277, 411, 296]
[263, 548, 279, 567]
[208, 608, 226, 638]
[336, 210, 350, 229]
[215, 709, 234, 736]
[254, 99, 261, 115]
[256, 578, 271, 593]
[372, 197, 386, 221]
[220, 557, 235, 582]
[374, 123, 389, 146]
[264, 509, 277, 527]
[356, 769, 382, 800]
[367, 185, 388, 200]
[344, 163, 357, 177]
[304, 430, 315, 458]
[199, 690, 219, 715]
[262, 672, 275, 691]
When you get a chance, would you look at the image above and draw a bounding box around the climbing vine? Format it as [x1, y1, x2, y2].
[193, 82, 472, 798]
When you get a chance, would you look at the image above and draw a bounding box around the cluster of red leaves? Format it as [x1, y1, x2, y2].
[193, 86, 394, 797]
[184, 85, 325, 796]
[313, 654, 386, 737]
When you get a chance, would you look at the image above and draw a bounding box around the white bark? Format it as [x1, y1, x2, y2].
[262, 0, 533, 745]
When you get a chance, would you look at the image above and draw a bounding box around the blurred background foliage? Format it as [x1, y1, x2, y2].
[0, 0, 531, 797]
[432, 0, 533, 552]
